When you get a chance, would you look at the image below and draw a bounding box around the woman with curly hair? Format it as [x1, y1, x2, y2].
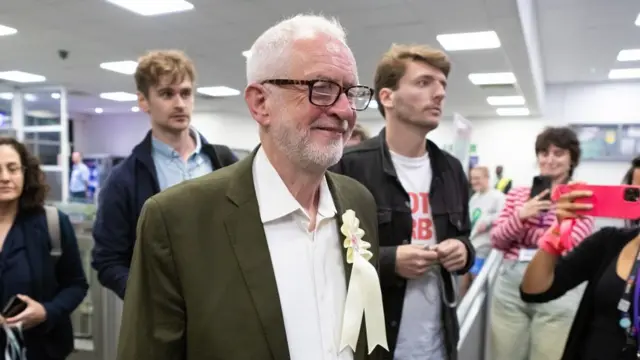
[0, 137, 88, 359]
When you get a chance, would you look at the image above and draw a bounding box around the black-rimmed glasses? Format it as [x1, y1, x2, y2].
[261, 79, 374, 111]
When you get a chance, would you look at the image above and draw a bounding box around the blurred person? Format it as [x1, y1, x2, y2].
[459, 166, 505, 296]
[520, 186, 640, 360]
[489, 127, 594, 360]
[332, 44, 474, 360]
[91, 50, 237, 299]
[0, 137, 88, 360]
[117, 14, 385, 360]
[495, 165, 513, 194]
[69, 151, 90, 202]
[346, 123, 370, 147]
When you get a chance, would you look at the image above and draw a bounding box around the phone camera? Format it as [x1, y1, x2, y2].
[623, 188, 640, 202]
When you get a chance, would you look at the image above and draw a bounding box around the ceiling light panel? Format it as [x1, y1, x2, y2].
[436, 31, 501, 51]
[487, 96, 525, 106]
[197, 86, 240, 97]
[636, 13, 640, 26]
[0, 93, 13, 100]
[468, 72, 516, 85]
[496, 107, 530, 116]
[94, 108, 104, 114]
[617, 49, 640, 62]
[100, 92, 138, 102]
[106, 0, 194, 16]
[0, 24, 17, 36]
[100, 61, 138, 75]
[609, 68, 640, 80]
[0, 71, 46, 83]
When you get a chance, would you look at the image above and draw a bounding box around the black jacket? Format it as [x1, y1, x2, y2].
[521, 227, 640, 360]
[91, 131, 237, 299]
[331, 128, 474, 360]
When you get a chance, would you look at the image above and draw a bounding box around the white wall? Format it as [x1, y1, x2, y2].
[74, 82, 640, 187]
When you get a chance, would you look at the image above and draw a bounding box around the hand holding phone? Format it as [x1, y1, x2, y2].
[1, 295, 27, 318]
[519, 189, 553, 220]
[553, 184, 640, 220]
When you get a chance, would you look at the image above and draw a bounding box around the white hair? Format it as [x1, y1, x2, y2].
[246, 13, 349, 84]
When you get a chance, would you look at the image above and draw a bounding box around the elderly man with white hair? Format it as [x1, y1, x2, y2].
[116, 13, 388, 360]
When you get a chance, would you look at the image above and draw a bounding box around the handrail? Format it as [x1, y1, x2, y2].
[456, 249, 504, 323]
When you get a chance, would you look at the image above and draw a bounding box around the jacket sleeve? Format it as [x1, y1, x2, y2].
[448, 156, 474, 275]
[91, 174, 132, 299]
[520, 227, 613, 303]
[117, 198, 185, 360]
[42, 212, 89, 331]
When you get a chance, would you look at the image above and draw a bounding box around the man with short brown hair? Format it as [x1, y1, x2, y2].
[332, 44, 474, 360]
[91, 50, 237, 299]
[347, 124, 370, 147]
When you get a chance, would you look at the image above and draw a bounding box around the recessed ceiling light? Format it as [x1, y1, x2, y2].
[106, 0, 194, 16]
[496, 107, 530, 116]
[0, 93, 12, 100]
[100, 92, 138, 102]
[23, 94, 37, 102]
[0, 24, 17, 36]
[51, 93, 60, 99]
[94, 107, 104, 114]
[197, 86, 240, 97]
[100, 60, 138, 75]
[487, 95, 525, 106]
[609, 68, 640, 79]
[0, 71, 46, 83]
[131, 106, 140, 112]
[368, 100, 378, 109]
[242, 50, 251, 58]
[468, 72, 516, 85]
[617, 49, 640, 62]
[436, 31, 501, 51]
[636, 13, 640, 26]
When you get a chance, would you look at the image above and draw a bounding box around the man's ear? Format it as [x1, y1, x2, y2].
[378, 88, 393, 111]
[137, 92, 150, 113]
[244, 84, 270, 126]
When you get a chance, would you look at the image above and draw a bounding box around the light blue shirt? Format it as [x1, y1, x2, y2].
[69, 163, 90, 192]
[151, 130, 213, 191]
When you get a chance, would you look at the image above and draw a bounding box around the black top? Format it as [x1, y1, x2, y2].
[582, 253, 631, 359]
[521, 227, 640, 360]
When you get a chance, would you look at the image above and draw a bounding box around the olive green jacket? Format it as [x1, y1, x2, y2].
[116, 151, 383, 360]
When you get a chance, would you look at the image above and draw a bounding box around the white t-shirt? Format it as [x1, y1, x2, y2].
[390, 151, 446, 360]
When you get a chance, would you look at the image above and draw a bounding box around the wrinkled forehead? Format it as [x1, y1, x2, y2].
[288, 35, 358, 86]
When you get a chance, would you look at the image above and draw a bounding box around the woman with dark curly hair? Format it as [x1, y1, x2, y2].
[0, 137, 88, 359]
[489, 126, 595, 360]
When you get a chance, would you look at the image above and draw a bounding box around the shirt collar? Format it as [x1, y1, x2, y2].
[151, 128, 202, 158]
[252, 147, 337, 223]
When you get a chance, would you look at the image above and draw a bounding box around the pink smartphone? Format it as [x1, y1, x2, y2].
[553, 184, 640, 219]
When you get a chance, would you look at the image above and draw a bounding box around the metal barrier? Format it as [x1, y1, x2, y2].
[456, 249, 504, 360]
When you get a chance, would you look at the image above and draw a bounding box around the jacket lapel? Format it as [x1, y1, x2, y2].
[223, 152, 290, 360]
[326, 173, 351, 285]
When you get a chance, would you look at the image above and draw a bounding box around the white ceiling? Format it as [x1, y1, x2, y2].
[537, 0, 640, 84]
[0, 0, 637, 121]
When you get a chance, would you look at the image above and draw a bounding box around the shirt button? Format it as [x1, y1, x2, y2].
[391, 321, 398, 327]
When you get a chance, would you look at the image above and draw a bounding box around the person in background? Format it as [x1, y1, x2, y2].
[346, 123, 370, 147]
[69, 151, 90, 202]
[489, 126, 594, 360]
[0, 137, 88, 360]
[117, 14, 383, 360]
[520, 187, 640, 360]
[91, 50, 237, 300]
[332, 43, 474, 360]
[459, 165, 505, 296]
[622, 155, 640, 228]
[495, 165, 513, 194]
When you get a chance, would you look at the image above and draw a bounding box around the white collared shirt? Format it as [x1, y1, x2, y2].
[252, 147, 352, 360]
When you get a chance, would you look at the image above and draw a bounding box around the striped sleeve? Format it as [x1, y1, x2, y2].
[569, 215, 595, 248]
[490, 187, 529, 251]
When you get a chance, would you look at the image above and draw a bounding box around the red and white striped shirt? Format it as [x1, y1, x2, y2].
[490, 186, 594, 260]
